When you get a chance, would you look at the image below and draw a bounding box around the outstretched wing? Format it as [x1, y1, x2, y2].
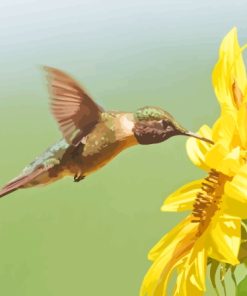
[44, 66, 104, 146]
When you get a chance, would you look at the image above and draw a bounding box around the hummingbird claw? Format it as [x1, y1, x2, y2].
[74, 174, 85, 182]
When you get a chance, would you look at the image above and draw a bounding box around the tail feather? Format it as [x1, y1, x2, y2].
[0, 186, 19, 198]
[0, 166, 51, 198]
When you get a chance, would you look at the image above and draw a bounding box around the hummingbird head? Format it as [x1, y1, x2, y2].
[133, 106, 213, 145]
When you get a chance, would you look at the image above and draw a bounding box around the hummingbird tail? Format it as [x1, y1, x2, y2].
[0, 166, 52, 198]
[0, 178, 24, 198]
[0, 186, 19, 198]
[0, 174, 35, 198]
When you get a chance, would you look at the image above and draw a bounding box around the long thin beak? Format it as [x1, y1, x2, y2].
[183, 131, 214, 145]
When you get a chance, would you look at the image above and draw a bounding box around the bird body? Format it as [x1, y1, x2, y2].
[80, 112, 137, 174]
[1, 112, 137, 195]
[0, 67, 212, 198]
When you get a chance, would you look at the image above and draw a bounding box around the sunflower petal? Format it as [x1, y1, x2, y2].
[174, 238, 207, 296]
[223, 164, 247, 218]
[207, 215, 241, 265]
[186, 125, 212, 170]
[141, 217, 198, 296]
[220, 148, 242, 176]
[204, 141, 241, 176]
[204, 142, 228, 172]
[188, 243, 207, 292]
[161, 179, 202, 212]
[148, 216, 192, 261]
[237, 102, 247, 149]
[212, 27, 247, 111]
[211, 112, 237, 146]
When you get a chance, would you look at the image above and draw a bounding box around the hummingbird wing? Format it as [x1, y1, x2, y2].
[44, 66, 104, 146]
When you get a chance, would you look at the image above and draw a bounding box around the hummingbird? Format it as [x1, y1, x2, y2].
[0, 67, 213, 198]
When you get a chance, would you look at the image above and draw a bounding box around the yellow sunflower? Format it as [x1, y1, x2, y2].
[140, 28, 247, 296]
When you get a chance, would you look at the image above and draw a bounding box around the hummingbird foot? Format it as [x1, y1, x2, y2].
[74, 173, 85, 183]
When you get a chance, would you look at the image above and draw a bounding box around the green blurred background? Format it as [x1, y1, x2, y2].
[0, 0, 247, 295]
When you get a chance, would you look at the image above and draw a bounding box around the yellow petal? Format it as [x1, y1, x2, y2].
[204, 137, 241, 175]
[212, 27, 247, 111]
[173, 266, 187, 296]
[140, 217, 198, 296]
[140, 252, 182, 296]
[148, 216, 192, 261]
[174, 238, 206, 296]
[206, 215, 241, 265]
[223, 164, 247, 218]
[237, 102, 247, 149]
[211, 112, 237, 146]
[186, 125, 212, 170]
[219, 146, 242, 176]
[204, 142, 228, 171]
[161, 179, 203, 212]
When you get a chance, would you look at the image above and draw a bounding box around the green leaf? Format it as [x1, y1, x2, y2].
[237, 275, 247, 296]
[210, 260, 220, 296]
[219, 263, 228, 296]
[231, 266, 237, 292]
[239, 221, 247, 265]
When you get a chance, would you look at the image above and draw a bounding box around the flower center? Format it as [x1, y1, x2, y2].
[192, 169, 230, 236]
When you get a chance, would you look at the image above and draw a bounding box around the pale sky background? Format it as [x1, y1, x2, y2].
[0, 1, 247, 295]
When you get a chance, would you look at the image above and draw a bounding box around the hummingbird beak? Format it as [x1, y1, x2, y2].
[183, 131, 214, 145]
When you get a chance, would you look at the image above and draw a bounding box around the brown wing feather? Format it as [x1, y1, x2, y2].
[44, 66, 104, 146]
